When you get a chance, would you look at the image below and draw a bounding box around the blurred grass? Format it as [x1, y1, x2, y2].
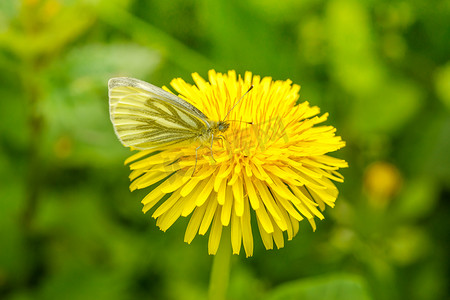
[0, 0, 449, 299]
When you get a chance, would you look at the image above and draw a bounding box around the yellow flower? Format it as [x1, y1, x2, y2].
[125, 70, 347, 257]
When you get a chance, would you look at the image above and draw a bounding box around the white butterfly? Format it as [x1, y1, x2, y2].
[108, 77, 236, 158]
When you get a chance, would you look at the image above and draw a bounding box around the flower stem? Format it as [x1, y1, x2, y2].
[208, 229, 231, 300]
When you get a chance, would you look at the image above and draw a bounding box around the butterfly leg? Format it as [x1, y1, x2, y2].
[218, 134, 226, 140]
[210, 133, 216, 163]
[217, 134, 230, 152]
[193, 145, 201, 176]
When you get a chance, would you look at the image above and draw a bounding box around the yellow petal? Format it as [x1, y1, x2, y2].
[232, 175, 244, 217]
[184, 203, 208, 243]
[199, 195, 218, 235]
[208, 208, 223, 255]
[241, 197, 254, 257]
[243, 175, 260, 210]
[231, 212, 242, 255]
[221, 185, 233, 226]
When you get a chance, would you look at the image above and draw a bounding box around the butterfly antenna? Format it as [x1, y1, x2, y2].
[223, 85, 253, 121]
[227, 120, 253, 125]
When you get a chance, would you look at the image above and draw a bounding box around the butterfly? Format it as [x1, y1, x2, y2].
[108, 77, 251, 164]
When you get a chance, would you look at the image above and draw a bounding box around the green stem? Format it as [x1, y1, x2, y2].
[208, 229, 232, 300]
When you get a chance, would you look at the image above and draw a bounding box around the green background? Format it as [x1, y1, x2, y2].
[1, 0, 449, 299]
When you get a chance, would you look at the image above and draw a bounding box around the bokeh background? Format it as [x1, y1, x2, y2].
[1, 0, 449, 299]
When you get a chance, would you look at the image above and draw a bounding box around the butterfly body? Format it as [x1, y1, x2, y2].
[199, 121, 230, 143]
[108, 77, 229, 151]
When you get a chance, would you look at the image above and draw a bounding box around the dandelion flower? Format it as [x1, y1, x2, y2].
[122, 70, 347, 257]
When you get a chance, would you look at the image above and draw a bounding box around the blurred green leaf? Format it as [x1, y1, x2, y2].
[387, 227, 430, 266]
[0, 3, 95, 60]
[434, 62, 450, 110]
[395, 177, 438, 220]
[0, 181, 29, 287]
[0, 84, 28, 148]
[97, 2, 214, 72]
[264, 273, 372, 300]
[53, 43, 160, 82]
[0, 0, 19, 30]
[197, 0, 297, 76]
[326, 0, 384, 95]
[37, 268, 127, 300]
[350, 78, 423, 134]
[228, 263, 265, 300]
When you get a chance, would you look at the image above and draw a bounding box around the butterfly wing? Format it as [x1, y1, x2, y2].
[109, 77, 209, 150]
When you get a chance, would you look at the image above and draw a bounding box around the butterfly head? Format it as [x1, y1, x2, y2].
[217, 121, 230, 133]
[209, 121, 230, 136]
